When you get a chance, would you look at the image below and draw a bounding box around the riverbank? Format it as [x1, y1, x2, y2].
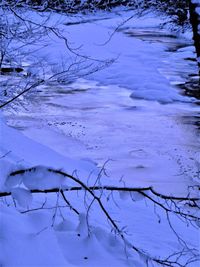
[0, 8, 199, 267]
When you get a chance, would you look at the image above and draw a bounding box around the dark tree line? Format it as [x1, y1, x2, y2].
[1, 0, 190, 16]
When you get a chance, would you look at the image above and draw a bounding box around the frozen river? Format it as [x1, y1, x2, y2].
[3, 12, 200, 194]
[1, 10, 200, 267]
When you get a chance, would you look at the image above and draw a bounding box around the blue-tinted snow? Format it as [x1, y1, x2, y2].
[0, 8, 199, 267]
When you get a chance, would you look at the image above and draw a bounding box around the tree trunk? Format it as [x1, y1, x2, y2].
[189, 0, 200, 78]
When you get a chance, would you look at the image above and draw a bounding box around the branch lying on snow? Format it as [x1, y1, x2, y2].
[1, 166, 199, 267]
[1, 181, 199, 221]
[1, 183, 199, 203]
[2, 183, 199, 222]
[1, 180, 199, 202]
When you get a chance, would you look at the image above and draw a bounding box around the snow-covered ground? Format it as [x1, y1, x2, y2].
[0, 9, 199, 267]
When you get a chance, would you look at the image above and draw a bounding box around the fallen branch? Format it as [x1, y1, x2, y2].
[3, 167, 200, 202]
[1, 166, 199, 267]
[1, 184, 199, 202]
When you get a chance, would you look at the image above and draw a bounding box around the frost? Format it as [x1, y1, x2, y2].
[76, 213, 88, 237]
[119, 191, 130, 200]
[130, 191, 145, 201]
[3, 162, 25, 190]
[11, 188, 32, 208]
[22, 166, 64, 190]
[55, 220, 76, 232]
[0, 160, 17, 189]
[5, 175, 22, 190]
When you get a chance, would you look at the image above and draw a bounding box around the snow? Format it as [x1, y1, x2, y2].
[0, 6, 200, 267]
[0, 183, 199, 266]
[0, 112, 98, 189]
[4, 82, 199, 194]
[192, 0, 200, 4]
[3, 9, 196, 103]
[61, 17, 194, 103]
[11, 187, 33, 207]
[192, 0, 200, 25]
[0, 205, 71, 266]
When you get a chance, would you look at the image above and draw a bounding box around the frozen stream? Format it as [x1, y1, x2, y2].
[3, 13, 200, 194]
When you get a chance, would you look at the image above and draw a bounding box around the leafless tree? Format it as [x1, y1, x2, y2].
[189, 0, 200, 77]
[0, 1, 114, 108]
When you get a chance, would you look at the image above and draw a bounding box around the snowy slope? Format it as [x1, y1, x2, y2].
[3, 10, 199, 193]
[0, 8, 200, 267]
